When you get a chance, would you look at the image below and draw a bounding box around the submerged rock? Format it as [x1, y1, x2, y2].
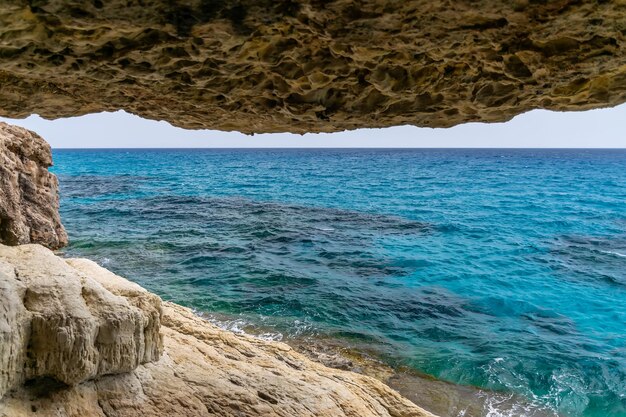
[0, 1, 625, 133]
[0, 244, 434, 417]
[0, 123, 67, 249]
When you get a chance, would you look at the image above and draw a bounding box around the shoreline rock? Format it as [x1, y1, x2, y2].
[0, 122, 67, 249]
[0, 244, 435, 417]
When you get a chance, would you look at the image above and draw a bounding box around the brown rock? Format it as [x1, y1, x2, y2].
[0, 1, 625, 134]
[0, 122, 67, 249]
[0, 244, 435, 417]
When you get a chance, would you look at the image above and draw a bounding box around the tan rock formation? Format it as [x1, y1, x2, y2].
[0, 244, 435, 417]
[0, 244, 162, 401]
[0, 122, 67, 249]
[1, 1, 625, 134]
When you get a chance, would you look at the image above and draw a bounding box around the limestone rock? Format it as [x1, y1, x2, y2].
[0, 122, 67, 249]
[0, 244, 163, 400]
[0, 1, 625, 134]
[0, 244, 434, 417]
[0, 260, 28, 402]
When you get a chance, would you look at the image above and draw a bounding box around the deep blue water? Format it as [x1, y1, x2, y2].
[51, 149, 626, 417]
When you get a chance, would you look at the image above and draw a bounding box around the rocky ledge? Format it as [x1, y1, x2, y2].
[0, 244, 434, 417]
[1, 1, 626, 133]
[0, 122, 67, 249]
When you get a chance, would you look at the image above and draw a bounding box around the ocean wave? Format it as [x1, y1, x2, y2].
[548, 234, 626, 288]
[600, 250, 626, 258]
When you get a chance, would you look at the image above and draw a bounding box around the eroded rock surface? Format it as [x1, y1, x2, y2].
[0, 244, 162, 401]
[1, 1, 625, 133]
[0, 244, 434, 417]
[0, 122, 67, 249]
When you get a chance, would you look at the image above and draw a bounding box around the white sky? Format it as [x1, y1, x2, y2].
[1, 104, 625, 148]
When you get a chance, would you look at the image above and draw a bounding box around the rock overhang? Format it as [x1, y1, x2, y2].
[0, 0, 625, 134]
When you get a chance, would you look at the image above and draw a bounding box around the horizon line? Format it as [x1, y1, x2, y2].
[51, 147, 626, 150]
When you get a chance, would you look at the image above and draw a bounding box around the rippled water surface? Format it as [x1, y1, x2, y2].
[52, 149, 626, 417]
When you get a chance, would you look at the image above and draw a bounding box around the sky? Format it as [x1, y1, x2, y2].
[1, 103, 625, 148]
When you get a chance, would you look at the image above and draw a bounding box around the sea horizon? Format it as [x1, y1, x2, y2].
[52, 147, 626, 150]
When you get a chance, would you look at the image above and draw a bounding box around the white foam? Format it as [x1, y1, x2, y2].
[200, 313, 285, 342]
[480, 358, 561, 417]
[600, 250, 626, 258]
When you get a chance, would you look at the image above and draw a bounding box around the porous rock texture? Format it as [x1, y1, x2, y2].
[0, 122, 67, 249]
[0, 244, 435, 417]
[0, 244, 163, 402]
[1, 1, 626, 133]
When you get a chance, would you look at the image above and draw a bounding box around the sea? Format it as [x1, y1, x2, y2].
[51, 148, 626, 417]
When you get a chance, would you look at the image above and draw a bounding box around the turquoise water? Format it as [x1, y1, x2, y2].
[52, 149, 626, 417]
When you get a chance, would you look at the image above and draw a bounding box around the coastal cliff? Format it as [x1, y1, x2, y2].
[1, 1, 626, 133]
[0, 244, 434, 417]
[0, 122, 67, 249]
